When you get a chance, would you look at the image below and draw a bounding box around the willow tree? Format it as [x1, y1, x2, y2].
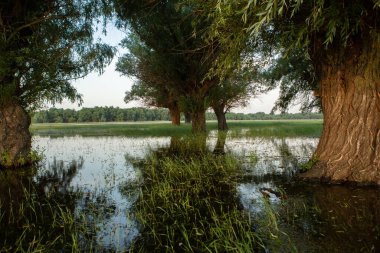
[124, 81, 181, 125]
[203, 1, 380, 184]
[0, 0, 114, 168]
[208, 68, 260, 131]
[114, 0, 221, 133]
[116, 32, 183, 125]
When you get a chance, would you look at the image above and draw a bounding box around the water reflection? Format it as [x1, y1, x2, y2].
[213, 131, 228, 154]
[230, 133, 380, 252]
[0, 160, 83, 251]
[0, 133, 378, 251]
[32, 136, 169, 251]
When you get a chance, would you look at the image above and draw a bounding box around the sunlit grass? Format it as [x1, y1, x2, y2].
[30, 120, 323, 137]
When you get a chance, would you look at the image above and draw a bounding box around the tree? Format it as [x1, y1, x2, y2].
[114, 0, 222, 133]
[261, 50, 321, 114]
[123, 80, 181, 125]
[0, 0, 114, 168]
[200, 0, 380, 184]
[208, 67, 261, 131]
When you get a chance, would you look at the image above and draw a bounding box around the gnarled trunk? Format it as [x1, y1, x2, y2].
[191, 110, 206, 133]
[300, 37, 380, 185]
[169, 105, 180, 126]
[212, 105, 228, 131]
[0, 101, 31, 168]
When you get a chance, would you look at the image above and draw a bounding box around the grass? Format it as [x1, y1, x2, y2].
[30, 121, 193, 137]
[0, 160, 111, 252]
[0, 170, 86, 252]
[128, 136, 275, 252]
[228, 120, 323, 138]
[30, 119, 323, 137]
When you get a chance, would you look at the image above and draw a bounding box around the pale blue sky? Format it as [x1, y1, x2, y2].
[54, 24, 286, 114]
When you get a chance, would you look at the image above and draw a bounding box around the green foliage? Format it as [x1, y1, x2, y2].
[31, 107, 323, 124]
[239, 0, 380, 50]
[0, 161, 93, 252]
[0, 0, 115, 110]
[115, 0, 209, 116]
[300, 156, 319, 172]
[115, 0, 262, 131]
[130, 141, 265, 252]
[191, 0, 379, 112]
[261, 50, 321, 113]
[31, 107, 171, 123]
[1, 149, 43, 169]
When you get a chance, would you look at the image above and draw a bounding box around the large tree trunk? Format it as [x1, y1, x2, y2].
[168, 105, 180, 126]
[300, 37, 380, 185]
[191, 110, 206, 133]
[212, 105, 228, 131]
[0, 101, 32, 168]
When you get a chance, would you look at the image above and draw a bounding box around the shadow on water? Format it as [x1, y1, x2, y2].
[278, 183, 380, 252]
[0, 156, 141, 252]
[125, 134, 264, 252]
[2, 131, 379, 252]
[235, 135, 380, 252]
[0, 160, 86, 251]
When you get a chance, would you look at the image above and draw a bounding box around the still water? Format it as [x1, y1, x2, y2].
[1, 132, 379, 252]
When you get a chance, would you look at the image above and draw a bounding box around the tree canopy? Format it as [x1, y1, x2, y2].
[114, 0, 223, 132]
[0, 0, 115, 168]
[196, 0, 380, 184]
[0, 0, 115, 110]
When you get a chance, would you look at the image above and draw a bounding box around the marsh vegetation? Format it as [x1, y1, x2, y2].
[0, 121, 379, 252]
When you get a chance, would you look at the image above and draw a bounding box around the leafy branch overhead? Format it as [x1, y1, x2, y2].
[0, 0, 116, 110]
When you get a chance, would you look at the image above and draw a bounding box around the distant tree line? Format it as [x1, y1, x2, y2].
[31, 107, 322, 123]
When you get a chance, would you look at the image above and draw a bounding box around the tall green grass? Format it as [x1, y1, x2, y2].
[129, 136, 266, 252]
[0, 161, 103, 252]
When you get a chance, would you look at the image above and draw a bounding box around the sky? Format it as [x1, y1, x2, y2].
[54, 24, 289, 114]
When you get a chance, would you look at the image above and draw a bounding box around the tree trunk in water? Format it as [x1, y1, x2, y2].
[213, 131, 227, 154]
[191, 110, 206, 133]
[0, 101, 32, 168]
[213, 105, 228, 131]
[169, 106, 180, 126]
[184, 112, 191, 124]
[300, 37, 380, 185]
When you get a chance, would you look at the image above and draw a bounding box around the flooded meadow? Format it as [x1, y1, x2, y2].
[1, 122, 379, 252]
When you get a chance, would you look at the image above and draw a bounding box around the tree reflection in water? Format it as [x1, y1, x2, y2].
[0, 159, 85, 251]
[235, 137, 380, 252]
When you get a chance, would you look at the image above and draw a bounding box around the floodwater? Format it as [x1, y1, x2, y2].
[1, 132, 379, 252]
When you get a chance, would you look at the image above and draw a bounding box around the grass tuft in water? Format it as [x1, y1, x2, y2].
[0, 161, 100, 252]
[129, 136, 265, 252]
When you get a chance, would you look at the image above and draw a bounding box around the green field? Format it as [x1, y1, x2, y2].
[30, 119, 323, 137]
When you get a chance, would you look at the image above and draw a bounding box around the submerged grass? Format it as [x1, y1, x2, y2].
[0, 171, 87, 252]
[0, 161, 111, 252]
[129, 136, 266, 252]
[30, 120, 322, 138]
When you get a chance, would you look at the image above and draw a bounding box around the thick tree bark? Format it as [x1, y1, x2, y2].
[191, 110, 206, 133]
[168, 105, 180, 126]
[0, 101, 32, 168]
[213, 105, 228, 131]
[300, 37, 380, 185]
[184, 112, 191, 124]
